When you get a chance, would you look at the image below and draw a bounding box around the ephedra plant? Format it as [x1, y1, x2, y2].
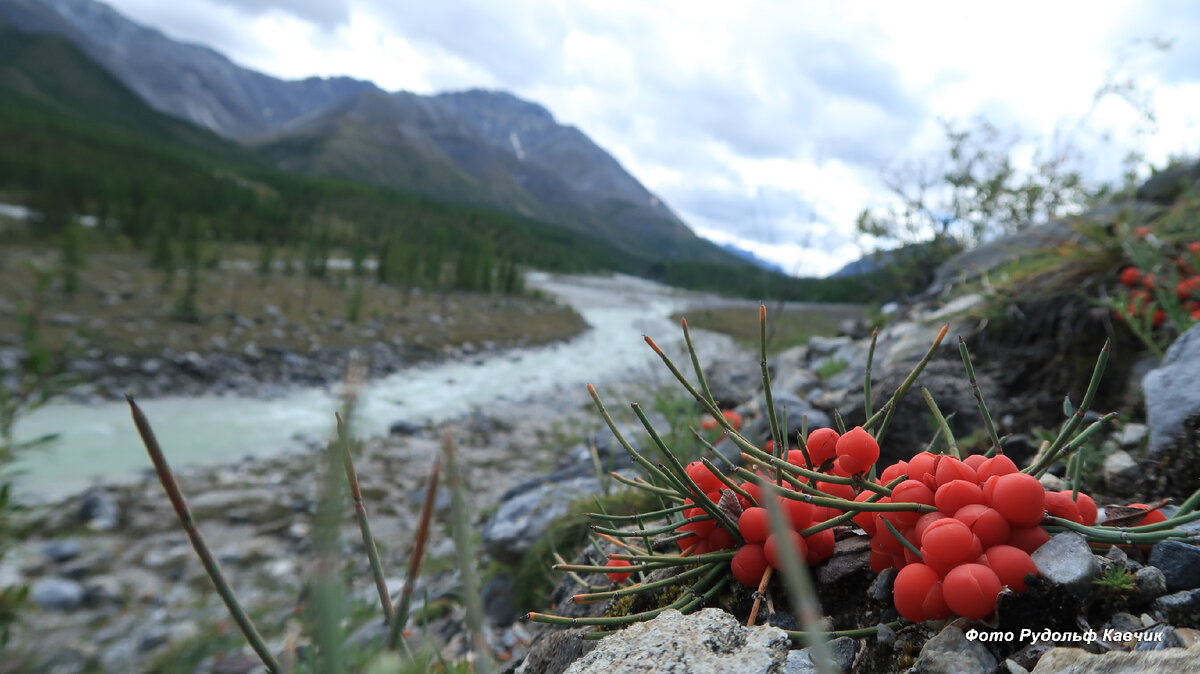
[128, 308, 1200, 672]
[524, 307, 1200, 654]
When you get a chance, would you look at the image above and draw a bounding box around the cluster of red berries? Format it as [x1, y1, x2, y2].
[863, 452, 1102, 621]
[1115, 241, 1200, 326]
[601, 425, 1172, 623]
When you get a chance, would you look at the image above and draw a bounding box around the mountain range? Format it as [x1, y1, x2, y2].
[0, 0, 740, 265]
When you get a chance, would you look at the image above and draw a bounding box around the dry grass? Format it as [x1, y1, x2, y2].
[673, 302, 866, 351]
[0, 243, 586, 359]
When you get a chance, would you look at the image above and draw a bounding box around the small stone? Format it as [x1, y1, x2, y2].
[1135, 566, 1169, 603]
[1102, 450, 1140, 487]
[1038, 474, 1066, 491]
[1032, 532, 1100, 596]
[43, 539, 83, 563]
[1153, 588, 1200, 625]
[79, 487, 121, 531]
[31, 577, 86, 610]
[563, 609, 789, 674]
[1033, 645, 1200, 672]
[869, 567, 898, 601]
[1149, 540, 1200, 592]
[1117, 423, 1148, 448]
[915, 625, 997, 674]
[1134, 626, 1184, 651]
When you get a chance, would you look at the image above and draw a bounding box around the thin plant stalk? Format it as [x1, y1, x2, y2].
[681, 317, 718, 408]
[1023, 341, 1109, 475]
[920, 387, 960, 458]
[864, 328, 878, 419]
[864, 325, 950, 444]
[337, 414, 394, 629]
[442, 428, 495, 674]
[759, 305, 785, 456]
[126, 396, 281, 673]
[760, 476, 836, 673]
[958, 338, 1002, 456]
[387, 458, 441, 650]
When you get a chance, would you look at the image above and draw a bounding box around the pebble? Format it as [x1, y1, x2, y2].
[1148, 540, 1200, 592]
[31, 577, 86, 610]
[915, 625, 997, 674]
[1032, 532, 1100, 596]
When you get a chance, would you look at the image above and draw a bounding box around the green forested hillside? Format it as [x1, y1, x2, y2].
[0, 25, 907, 302]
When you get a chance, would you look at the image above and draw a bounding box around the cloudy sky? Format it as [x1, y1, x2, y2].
[104, 0, 1200, 276]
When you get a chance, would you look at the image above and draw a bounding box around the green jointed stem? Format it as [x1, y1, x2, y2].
[864, 325, 950, 443]
[338, 415, 395, 629]
[865, 328, 878, 420]
[587, 502, 695, 522]
[609, 550, 738, 565]
[591, 514, 713, 538]
[762, 473, 836, 673]
[526, 563, 727, 627]
[1071, 440, 1084, 501]
[959, 338, 1002, 457]
[681, 318, 718, 409]
[1044, 516, 1198, 544]
[701, 457, 759, 506]
[631, 402, 742, 541]
[609, 472, 686, 499]
[1175, 485, 1200, 517]
[1026, 412, 1116, 478]
[127, 396, 281, 674]
[785, 620, 906, 643]
[588, 385, 677, 488]
[442, 429, 495, 674]
[920, 387, 960, 458]
[881, 517, 922, 559]
[759, 305, 785, 461]
[1027, 341, 1110, 475]
[571, 564, 714, 604]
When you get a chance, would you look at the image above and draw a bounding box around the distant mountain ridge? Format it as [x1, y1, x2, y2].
[0, 0, 738, 264]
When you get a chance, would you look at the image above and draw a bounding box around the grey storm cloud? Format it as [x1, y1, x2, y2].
[208, 0, 350, 27]
[367, 1, 571, 88]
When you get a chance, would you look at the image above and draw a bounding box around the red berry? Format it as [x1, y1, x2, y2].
[890, 479, 935, 528]
[738, 507, 770, 543]
[764, 531, 808, 570]
[934, 456, 977, 487]
[852, 491, 880, 535]
[978, 544, 1037, 593]
[1074, 492, 1098, 526]
[870, 550, 895, 573]
[879, 460, 908, 485]
[990, 473, 1046, 526]
[805, 428, 840, 466]
[708, 526, 736, 551]
[605, 559, 632, 583]
[894, 563, 947, 622]
[730, 544, 768, 587]
[935, 479, 984, 516]
[804, 528, 836, 564]
[943, 563, 1002, 619]
[920, 518, 977, 566]
[685, 461, 723, 495]
[976, 454, 1018, 482]
[1007, 525, 1051, 554]
[963, 454, 988, 471]
[1127, 503, 1167, 525]
[954, 504, 1011, 549]
[913, 511, 948, 541]
[1120, 266, 1143, 287]
[835, 427, 880, 475]
[781, 496, 815, 530]
[907, 452, 939, 486]
[1043, 491, 1083, 524]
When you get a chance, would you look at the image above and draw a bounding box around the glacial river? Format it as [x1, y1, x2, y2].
[10, 273, 745, 500]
